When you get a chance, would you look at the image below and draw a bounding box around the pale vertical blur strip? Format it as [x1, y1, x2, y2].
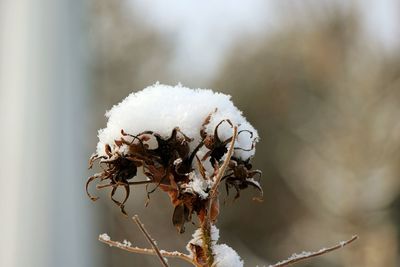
[0, 1, 29, 266]
[0, 1, 97, 267]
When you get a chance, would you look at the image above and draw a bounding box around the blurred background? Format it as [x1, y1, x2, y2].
[1, 0, 400, 266]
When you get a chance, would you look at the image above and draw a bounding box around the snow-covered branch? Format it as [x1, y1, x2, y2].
[269, 235, 358, 267]
[98, 233, 200, 266]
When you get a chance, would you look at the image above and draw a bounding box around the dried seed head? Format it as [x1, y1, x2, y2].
[86, 84, 262, 232]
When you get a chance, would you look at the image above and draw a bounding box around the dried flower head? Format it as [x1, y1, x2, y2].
[86, 83, 262, 232]
[90, 84, 358, 267]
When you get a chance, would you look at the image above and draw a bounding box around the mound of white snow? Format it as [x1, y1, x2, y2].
[96, 83, 259, 166]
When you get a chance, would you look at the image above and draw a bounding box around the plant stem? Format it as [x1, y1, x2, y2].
[209, 126, 238, 199]
[202, 126, 238, 266]
[133, 215, 170, 267]
[201, 220, 214, 266]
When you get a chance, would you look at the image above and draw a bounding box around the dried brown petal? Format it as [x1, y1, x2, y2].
[86, 173, 103, 201]
[172, 203, 186, 233]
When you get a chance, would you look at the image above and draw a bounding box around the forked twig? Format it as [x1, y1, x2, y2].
[269, 235, 358, 267]
[98, 234, 200, 266]
[132, 215, 170, 267]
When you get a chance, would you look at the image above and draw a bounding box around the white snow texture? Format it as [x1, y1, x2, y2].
[213, 244, 244, 267]
[187, 224, 243, 267]
[96, 83, 258, 165]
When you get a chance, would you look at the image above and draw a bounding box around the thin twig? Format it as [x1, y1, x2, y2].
[269, 235, 358, 267]
[96, 180, 152, 189]
[209, 126, 238, 199]
[132, 215, 170, 267]
[98, 234, 201, 266]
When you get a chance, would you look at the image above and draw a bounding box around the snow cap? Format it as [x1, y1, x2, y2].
[96, 83, 259, 164]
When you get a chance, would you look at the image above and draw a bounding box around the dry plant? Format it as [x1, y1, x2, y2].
[86, 84, 357, 266]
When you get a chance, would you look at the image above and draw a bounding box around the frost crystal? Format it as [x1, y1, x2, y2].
[99, 233, 110, 241]
[122, 239, 132, 247]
